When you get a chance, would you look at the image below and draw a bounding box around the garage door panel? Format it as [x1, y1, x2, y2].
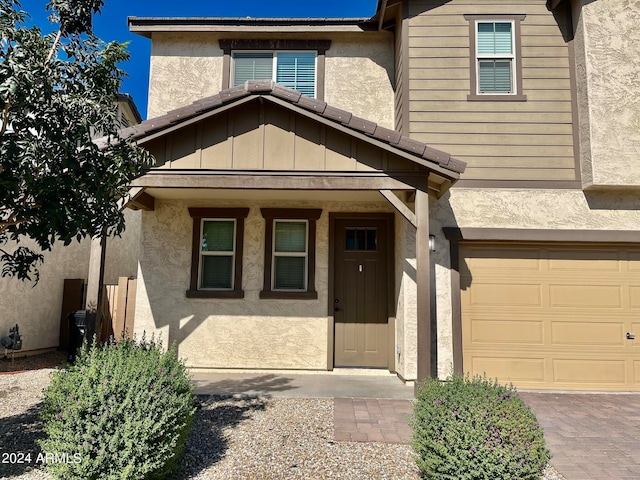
[552, 359, 626, 385]
[471, 356, 546, 383]
[461, 243, 640, 391]
[469, 319, 543, 345]
[632, 323, 640, 347]
[547, 249, 621, 271]
[549, 285, 623, 308]
[630, 287, 640, 309]
[468, 284, 542, 307]
[462, 248, 541, 275]
[551, 321, 624, 347]
[628, 251, 640, 271]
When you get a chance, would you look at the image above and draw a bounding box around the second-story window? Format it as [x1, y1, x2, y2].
[476, 21, 514, 94]
[233, 51, 317, 98]
[465, 14, 526, 102]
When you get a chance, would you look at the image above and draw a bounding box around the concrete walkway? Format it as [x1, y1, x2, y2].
[191, 370, 415, 399]
[191, 371, 640, 480]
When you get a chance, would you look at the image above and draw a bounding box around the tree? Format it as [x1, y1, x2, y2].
[0, 0, 152, 283]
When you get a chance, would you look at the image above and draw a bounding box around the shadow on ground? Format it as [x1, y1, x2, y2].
[169, 394, 268, 479]
[193, 374, 298, 397]
[0, 402, 46, 477]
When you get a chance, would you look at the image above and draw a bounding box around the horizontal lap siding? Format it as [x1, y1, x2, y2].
[407, 0, 576, 181]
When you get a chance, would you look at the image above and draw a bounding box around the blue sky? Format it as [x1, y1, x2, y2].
[21, 0, 379, 119]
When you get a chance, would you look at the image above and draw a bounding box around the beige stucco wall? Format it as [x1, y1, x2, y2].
[394, 215, 418, 381]
[104, 208, 142, 284]
[0, 238, 90, 352]
[573, 0, 640, 188]
[133, 197, 416, 371]
[147, 32, 225, 118]
[324, 33, 395, 129]
[430, 187, 640, 378]
[146, 32, 395, 127]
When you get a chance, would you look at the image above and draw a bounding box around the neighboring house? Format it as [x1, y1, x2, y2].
[0, 95, 143, 355]
[124, 0, 640, 391]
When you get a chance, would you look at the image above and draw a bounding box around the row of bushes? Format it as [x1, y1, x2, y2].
[38, 336, 549, 480]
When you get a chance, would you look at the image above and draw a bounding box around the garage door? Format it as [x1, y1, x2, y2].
[461, 243, 640, 391]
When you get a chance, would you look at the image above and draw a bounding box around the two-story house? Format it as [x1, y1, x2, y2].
[123, 0, 640, 391]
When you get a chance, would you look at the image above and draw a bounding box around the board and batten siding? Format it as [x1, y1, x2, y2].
[144, 101, 421, 174]
[406, 0, 575, 181]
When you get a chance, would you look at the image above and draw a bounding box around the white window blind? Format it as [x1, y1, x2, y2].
[276, 52, 316, 97]
[233, 53, 273, 85]
[476, 22, 514, 94]
[233, 51, 316, 97]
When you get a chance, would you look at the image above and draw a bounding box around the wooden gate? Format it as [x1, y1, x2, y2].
[100, 277, 137, 341]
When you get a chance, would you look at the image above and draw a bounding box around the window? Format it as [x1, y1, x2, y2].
[233, 51, 317, 98]
[273, 220, 308, 290]
[187, 208, 249, 298]
[260, 208, 322, 299]
[219, 40, 330, 100]
[465, 15, 526, 101]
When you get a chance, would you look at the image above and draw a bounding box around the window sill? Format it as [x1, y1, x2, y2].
[259, 290, 318, 300]
[467, 94, 527, 102]
[186, 289, 244, 299]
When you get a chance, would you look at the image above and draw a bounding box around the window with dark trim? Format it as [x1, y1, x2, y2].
[233, 51, 317, 97]
[260, 208, 322, 299]
[465, 14, 527, 101]
[219, 40, 330, 100]
[186, 208, 249, 299]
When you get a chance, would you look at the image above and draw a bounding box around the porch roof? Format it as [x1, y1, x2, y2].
[102, 81, 466, 179]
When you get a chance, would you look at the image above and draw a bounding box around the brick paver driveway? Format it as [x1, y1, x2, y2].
[521, 393, 640, 480]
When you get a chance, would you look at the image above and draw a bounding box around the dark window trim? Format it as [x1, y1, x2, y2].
[260, 208, 322, 300]
[186, 207, 249, 299]
[219, 39, 330, 100]
[464, 14, 527, 102]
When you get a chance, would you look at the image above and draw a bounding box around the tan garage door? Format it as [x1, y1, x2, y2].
[461, 243, 640, 391]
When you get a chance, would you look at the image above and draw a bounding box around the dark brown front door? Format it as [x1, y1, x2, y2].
[334, 219, 389, 368]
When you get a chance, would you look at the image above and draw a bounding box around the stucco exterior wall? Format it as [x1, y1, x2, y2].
[431, 187, 640, 378]
[324, 33, 395, 129]
[148, 32, 225, 118]
[573, 0, 640, 188]
[146, 32, 395, 127]
[394, 215, 418, 381]
[0, 238, 90, 352]
[104, 208, 142, 284]
[134, 197, 407, 371]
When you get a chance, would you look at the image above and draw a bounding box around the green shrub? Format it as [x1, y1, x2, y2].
[39, 336, 195, 480]
[411, 374, 550, 480]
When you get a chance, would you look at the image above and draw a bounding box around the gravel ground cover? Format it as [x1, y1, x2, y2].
[0, 357, 564, 480]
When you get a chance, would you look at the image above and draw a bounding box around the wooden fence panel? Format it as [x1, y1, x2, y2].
[100, 277, 136, 341]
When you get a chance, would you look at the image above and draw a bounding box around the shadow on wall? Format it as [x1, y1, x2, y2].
[583, 190, 640, 211]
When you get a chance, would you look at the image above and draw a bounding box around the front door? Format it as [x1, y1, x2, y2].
[334, 219, 389, 368]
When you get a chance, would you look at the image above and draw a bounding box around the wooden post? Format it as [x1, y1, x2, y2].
[415, 188, 431, 391]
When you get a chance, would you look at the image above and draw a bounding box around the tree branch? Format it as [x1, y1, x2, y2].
[46, 28, 63, 63]
[0, 97, 11, 136]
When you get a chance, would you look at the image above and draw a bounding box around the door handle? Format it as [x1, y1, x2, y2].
[626, 332, 636, 340]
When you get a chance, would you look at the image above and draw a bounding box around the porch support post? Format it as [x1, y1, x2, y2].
[415, 188, 431, 391]
[85, 233, 107, 338]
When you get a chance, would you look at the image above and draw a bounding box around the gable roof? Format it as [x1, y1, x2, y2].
[111, 81, 466, 177]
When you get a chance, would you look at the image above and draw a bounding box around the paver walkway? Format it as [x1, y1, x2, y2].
[521, 393, 640, 480]
[333, 398, 413, 444]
